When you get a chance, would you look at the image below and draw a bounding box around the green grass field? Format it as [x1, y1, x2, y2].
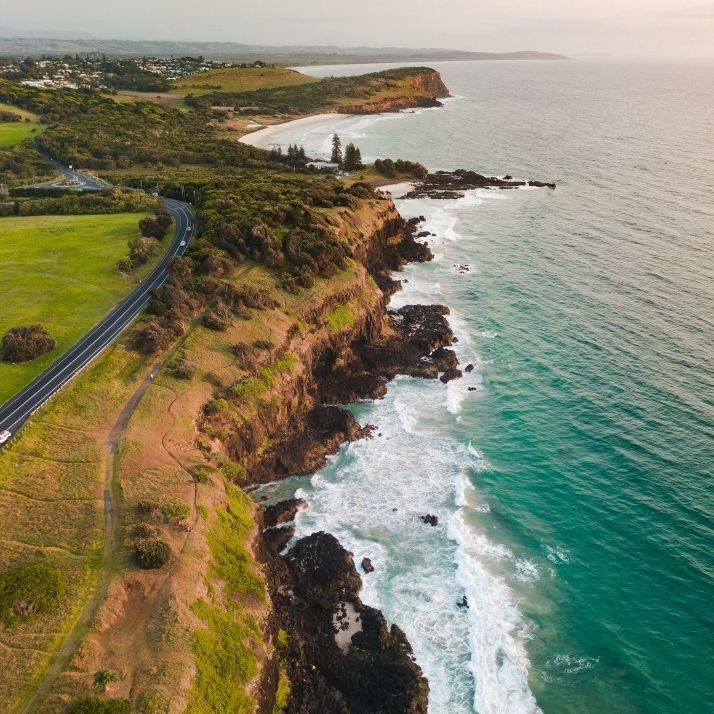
[171, 66, 318, 95]
[0, 101, 45, 147]
[0, 213, 159, 403]
[0, 121, 45, 148]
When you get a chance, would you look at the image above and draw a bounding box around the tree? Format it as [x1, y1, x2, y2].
[139, 212, 171, 239]
[1, 325, 56, 362]
[343, 143, 363, 171]
[331, 134, 343, 165]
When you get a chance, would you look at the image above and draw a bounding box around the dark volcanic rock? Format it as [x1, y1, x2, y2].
[528, 180, 557, 189]
[263, 525, 295, 554]
[361, 557, 375, 574]
[465, 363, 475, 373]
[440, 368, 463, 384]
[285, 532, 363, 608]
[264, 498, 308, 527]
[403, 169, 555, 199]
[270, 532, 429, 713]
[420, 514, 439, 527]
[250, 406, 371, 482]
[321, 304, 458, 404]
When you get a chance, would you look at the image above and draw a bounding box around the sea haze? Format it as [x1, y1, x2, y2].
[259, 59, 714, 713]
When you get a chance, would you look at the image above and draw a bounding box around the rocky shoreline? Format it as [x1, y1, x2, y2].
[242, 206, 460, 712]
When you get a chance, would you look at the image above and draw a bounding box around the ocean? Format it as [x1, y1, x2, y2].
[253, 59, 714, 713]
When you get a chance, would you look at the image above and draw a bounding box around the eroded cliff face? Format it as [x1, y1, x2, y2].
[334, 69, 450, 115]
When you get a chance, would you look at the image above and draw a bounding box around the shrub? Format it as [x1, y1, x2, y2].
[131, 317, 175, 354]
[124, 236, 159, 270]
[162, 503, 191, 523]
[137, 501, 161, 518]
[169, 351, 196, 380]
[134, 537, 171, 569]
[190, 464, 214, 484]
[93, 669, 121, 692]
[205, 398, 229, 414]
[67, 698, 131, 714]
[139, 213, 172, 239]
[1, 324, 56, 362]
[131, 523, 158, 539]
[0, 562, 62, 623]
[203, 302, 231, 331]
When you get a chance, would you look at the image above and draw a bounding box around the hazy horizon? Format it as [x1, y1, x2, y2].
[1, 0, 713, 58]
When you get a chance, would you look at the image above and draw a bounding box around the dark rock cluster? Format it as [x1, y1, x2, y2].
[266, 531, 429, 713]
[403, 169, 556, 199]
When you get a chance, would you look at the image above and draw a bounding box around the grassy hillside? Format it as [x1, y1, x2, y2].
[172, 66, 318, 95]
[0, 213, 157, 402]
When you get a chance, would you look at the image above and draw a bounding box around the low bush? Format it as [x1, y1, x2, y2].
[134, 537, 171, 569]
[93, 669, 121, 692]
[0, 562, 62, 624]
[67, 697, 131, 713]
[162, 503, 191, 523]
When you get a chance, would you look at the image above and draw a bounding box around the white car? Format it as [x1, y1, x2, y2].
[187, 226, 193, 232]
[180, 240, 187, 247]
[0, 430, 11, 445]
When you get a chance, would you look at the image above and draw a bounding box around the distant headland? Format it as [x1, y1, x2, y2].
[0, 37, 569, 63]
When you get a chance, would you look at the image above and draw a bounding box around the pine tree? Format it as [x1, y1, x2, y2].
[331, 134, 343, 165]
[343, 143, 364, 171]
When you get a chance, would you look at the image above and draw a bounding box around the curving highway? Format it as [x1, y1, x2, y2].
[0, 193, 195, 444]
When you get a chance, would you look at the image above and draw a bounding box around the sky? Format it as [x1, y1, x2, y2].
[2, 0, 714, 57]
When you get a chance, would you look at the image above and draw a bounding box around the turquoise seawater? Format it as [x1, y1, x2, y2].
[258, 60, 714, 713]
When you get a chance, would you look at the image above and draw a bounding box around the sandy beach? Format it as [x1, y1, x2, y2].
[239, 113, 351, 151]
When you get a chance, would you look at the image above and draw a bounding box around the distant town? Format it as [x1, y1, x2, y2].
[0, 55, 271, 92]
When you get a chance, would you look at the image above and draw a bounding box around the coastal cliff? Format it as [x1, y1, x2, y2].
[191, 192, 456, 713]
[334, 69, 451, 114]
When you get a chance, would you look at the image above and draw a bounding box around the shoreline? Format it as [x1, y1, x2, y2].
[238, 112, 351, 150]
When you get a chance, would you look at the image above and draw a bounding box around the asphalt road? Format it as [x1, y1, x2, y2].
[40, 157, 111, 190]
[0, 191, 195, 443]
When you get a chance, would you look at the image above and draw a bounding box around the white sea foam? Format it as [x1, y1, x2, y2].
[544, 544, 571, 565]
[294, 385, 542, 712]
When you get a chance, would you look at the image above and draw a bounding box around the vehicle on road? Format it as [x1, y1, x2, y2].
[187, 226, 192, 231]
[180, 240, 186, 246]
[0, 430, 12, 445]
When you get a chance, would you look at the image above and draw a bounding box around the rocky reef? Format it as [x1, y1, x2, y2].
[403, 168, 556, 199]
